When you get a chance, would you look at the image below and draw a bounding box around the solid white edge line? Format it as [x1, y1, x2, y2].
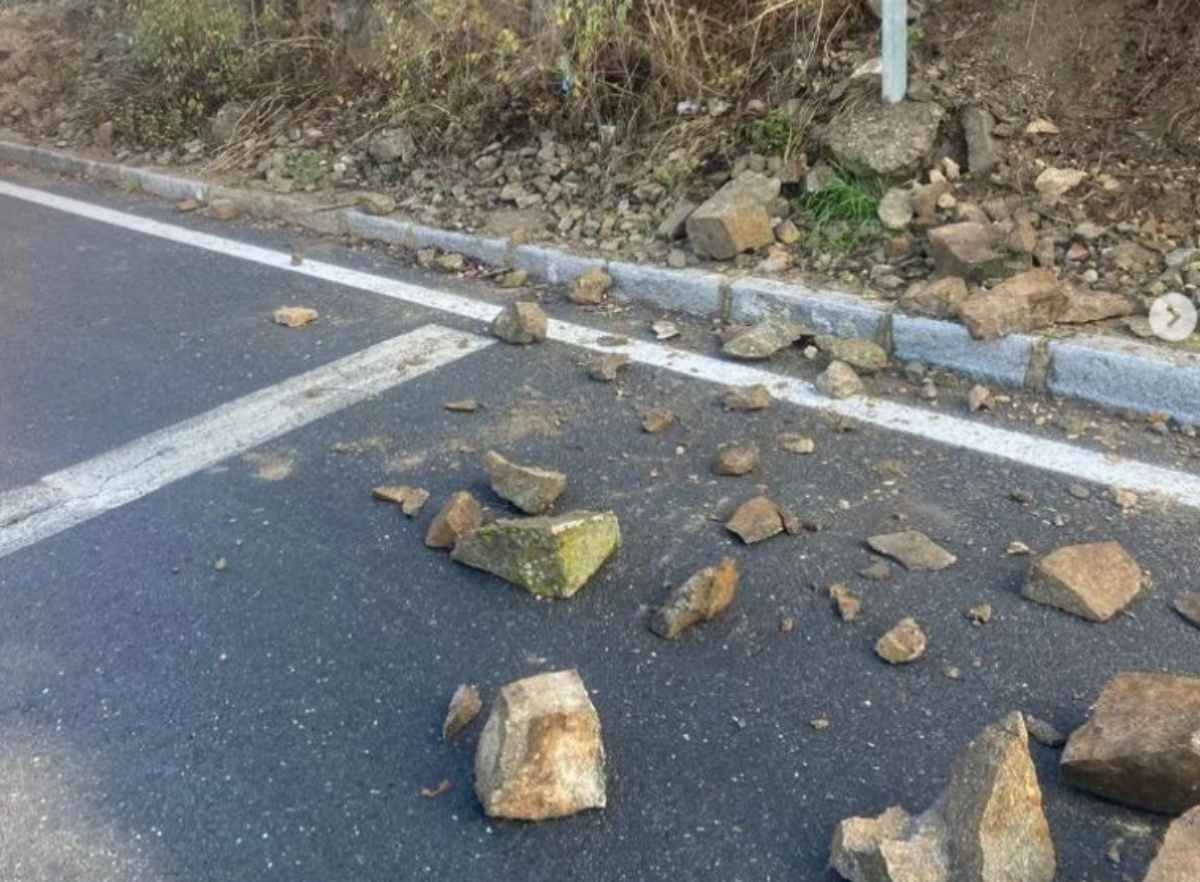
[3, 179, 1199, 510]
[0, 324, 492, 559]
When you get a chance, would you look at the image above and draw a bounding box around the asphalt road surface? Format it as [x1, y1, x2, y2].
[2, 169, 1199, 882]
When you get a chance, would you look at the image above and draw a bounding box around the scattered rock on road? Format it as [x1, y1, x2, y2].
[859, 560, 893, 581]
[830, 584, 862, 623]
[651, 320, 680, 340]
[722, 317, 808, 360]
[443, 684, 483, 739]
[209, 197, 239, 220]
[650, 558, 739, 639]
[967, 385, 993, 413]
[498, 269, 529, 289]
[475, 669, 606, 820]
[817, 361, 865, 399]
[723, 385, 772, 411]
[816, 337, 889, 374]
[875, 617, 927, 664]
[1062, 672, 1200, 814]
[714, 441, 760, 476]
[491, 301, 548, 344]
[1173, 593, 1200, 629]
[444, 399, 479, 413]
[1023, 714, 1067, 749]
[830, 712, 1055, 882]
[967, 603, 993, 625]
[726, 496, 787, 544]
[373, 485, 430, 516]
[1143, 805, 1200, 882]
[273, 305, 319, 328]
[867, 531, 957, 571]
[640, 408, 675, 433]
[483, 450, 567, 515]
[451, 511, 620, 598]
[588, 353, 630, 382]
[1023, 541, 1144, 622]
[425, 491, 484, 549]
[778, 433, 816, 455]
[569, 268, 613, 305]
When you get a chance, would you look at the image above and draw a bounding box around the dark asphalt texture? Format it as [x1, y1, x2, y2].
[2, 173, 1199, 882]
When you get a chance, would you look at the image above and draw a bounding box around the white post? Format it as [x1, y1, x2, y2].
[881, 0, 907, 104]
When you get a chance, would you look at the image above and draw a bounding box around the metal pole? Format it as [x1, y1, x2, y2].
[881, 0, 907, 104]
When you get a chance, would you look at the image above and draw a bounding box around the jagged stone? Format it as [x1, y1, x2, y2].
[491, 301, 548, 344]
[570, 268, 613, 305]
[818, 361, 865, 399]
[425, 491, 484, 549]
[816, 337, 889, 373]
[443, 684, 482, 739]
[714, 441, 760, 476]
[687, 172, 780, 259]
[901, 277, 969, 319]
[1144, 806, 1200, 882]
[1023, 541, 1144, 622]
[723, 384, 772, 411]
[650, 558, 739, 639]
[824, 101, 945, 177]
[483, 450, 566, 515]
[875, 618, 927, 664]
[372, 485, 430, 516]
[928, 223, 1007, 283]
[867, 532, 957, 571]
[722, 317, 808, 360]
[726, 497, 786, 544]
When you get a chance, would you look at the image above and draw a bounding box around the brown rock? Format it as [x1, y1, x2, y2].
[425, 491, 484, 549]
[928, 223, 1007, 283]
[687, 172, 781, 260]
[966, 604, 993, 625]
[726, 496, 786, 544]
[817, 361, 865, 399]
[475, 670, 606, 820]
[1023, 714, 1067, 749]
[823, 100, 945, 178]
[650, 559, 739, 639]
[722, 317, 808, 360]
[443, 684, 482, 739]
[1144, 805, 1200, 882]
[588, 353, 630, 382]
[723, 385, 772, 411]
[1023, 541, 1144, 622]
[498, 269, 529, 289]
[876, 618, 927, 664]
[1057, 287, 1135, 325]
[778, 434, 816, 455]
[640, 408, 675, 433]
[867, 531, 957, 571]
[491, 302, 548, 344]
[444, 399, 479, 413]
[1173, 593, 1200, 629]
[830, 584, 862, 622]
[959, 269, 1069, 340]
[373, 485, 430, 516]
[209, 198, 239, 221]
[273, 306, 319, 328]
[714, 442, 760, 476]
[900, 276, 969, 319]
[483, 450, 567, 515]
[816, 337, 889, 374]
[1062, 672, 1200, 814]
[569, 268, 613, 305]
[967, 385, 993, 413]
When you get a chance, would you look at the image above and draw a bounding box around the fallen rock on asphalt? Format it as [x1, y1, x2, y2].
[475, 669, 606, 820]
[444, 399, 479, 413]
[273, 306, 319, 328]
[1023, 541, 1144, 622]
[723, 385, 772, 411]
[443, 684, 482, 739]
[830, 584, 862, 623]
[498, 269, 529, 289]
[816, 337, 889, 373]
[714, 441, 760, 476]
[483, 450, 567, 515]
[966, 603, 993, 625]
[830, 712, 1055, 882]
[1143, 805, 1200, 882]
[588, 353, 630, 382]
[1173, 593, 1200, 629]
[778, 433, 816, 455]
[726, 496, 787, 544]
[569, 268, 613, 305]
[451, 511, 620, 598]
[959, 269, 1068, 340]
[1062, 672, 1200, 814]
[875, 617, 927, 664]
[425, 491, 484, 549]
[491, 302, 548, 344]
[209, 197, 239, 221]
[867, 531, 957, 571]
[967, 385, 993, 413]
[686, 171, 780, 260]
[640, 408, 675, 433]
[859, 561, 893, 581]
[1023, 714, 1067, 749]
[373, 485, 430, 516]
[722, 317, 808, 360]
[817, 361, 865, 399]
[650, 558, 739, 639]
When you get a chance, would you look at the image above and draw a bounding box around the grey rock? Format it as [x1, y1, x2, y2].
[961, 106, 1001, 175]
[367, 127, 416, 164]
[818, 360, 865, 399]
[824, 101, 946, 177]
[867, 531, 957, 571]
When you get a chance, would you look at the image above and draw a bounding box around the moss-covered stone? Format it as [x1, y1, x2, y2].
[451, 511, 620, 598]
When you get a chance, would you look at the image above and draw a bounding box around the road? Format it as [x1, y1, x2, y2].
[1, 168, 1198, 882]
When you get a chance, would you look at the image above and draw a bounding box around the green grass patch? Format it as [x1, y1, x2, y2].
[797, 165, 884, 252]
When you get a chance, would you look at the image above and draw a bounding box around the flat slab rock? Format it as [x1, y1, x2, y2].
[1145, 805, 1200, 882]
[867, 531, 957, 571]
[451, 511, 620, 598]
[425, 491, 484, 549]
[722, 317, 808, 360]
[650, 558, 739, 639]
[474, 669, 606, 821]
[483, 450, 567, 515]
[831, 712, 1055, 882]
[1023, 541, 1144, 622]
[1062, 672, 1200, 814]
[726, 496, 788, 544]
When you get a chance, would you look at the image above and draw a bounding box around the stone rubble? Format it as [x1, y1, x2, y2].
[1023, 541, 1144, 622]
[483, 450, 567, 515]
[649, 558, 739, 639]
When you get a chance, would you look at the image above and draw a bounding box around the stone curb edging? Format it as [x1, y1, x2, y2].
[4, 138, 1199, 426]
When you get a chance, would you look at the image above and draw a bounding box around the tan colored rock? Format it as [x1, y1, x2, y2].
[273, 305, 319, 328]
[451, 511, 620, 599]
[816, 337, 889, 374]
[876, 618, 927, 664]
[900, 277, 969, 319]
[443, 684, 482, 739]
[1144, 805, 1200, 882]
[723, 384, 772, 411]
[209, 197, 239, 221]
[1057, 287, 1135, 325]
[687, 172, 781, 260]
[726, 496, 786, 544]
[867, 532, 957, 571]
[928, 223, 1008, 283]
[1035, 167, 1087, 204]
[714, 441, 759, 476]
[483, 450, 566, 515]
[967, 385, 993, 413]
[425, 491, 484, 549]
[491, 301, 548, 344]
[818, 361, 865, 399]
[1062, 672, 1200, 814]
[650, 558, 739, 639]
[640, 408, 675, 433]
[778, 433, 816, 455]
[588, 353, 630, 382]
[569, 268, 613, 305]
[830, 583, 862, 622]
[372, 485, 430, 516]
[878, 187, 914, 231]
[498, 269, 529, 289]
[1174, 593, 1200, 629]
[1023, 541, 1144, 622]
[966, 604, 993, 626]
[435, 252, 467, 273]
[959, 269, 1069, 340]
[444, 399, 479, 413]
[475, 670, 606, 820]
[722, 317, 808, 360]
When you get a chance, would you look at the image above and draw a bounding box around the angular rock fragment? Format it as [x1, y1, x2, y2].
[1144, 805, 1200, 882]
[1023, 714, 1067, 749]
[778, 433, 816, 455]
[444, 399, 480, 413]
[491, 301, 548, 344]
[650, 558, 739, 639]
[640, 408, 675, 433]
[830, 584, 862, 622]
[818, 361, 865, 399]
[687, 172, 780, 260]
[483, 450, 566, 515]
[1057, 287, 1135, 325]
[588, 353, 630, 382]
[714, 441, 760, 476]
[357, 192, 396, 216]
[1173, 593, 1200, 629]
[569, 268, 613, 305]
[958, 269, 1068, 340]
[816, 337, 890, 374]
[1035, 167, 1087, 204]
[859, 561, 893, 582]
[928, 223, 1007, 283]
[373, 485, 430, 516]
[273, 305, 319, 328]
[875, 618, 927, 664]
[1062, 672, 1200, 814]
[723, 385, 772, 411]
[726, 496, 787, 544]
[451, 511, 620, 598]
[425, 491, 484, 549]
[823, 101, 945, 177]
[867, 532, 957, 571]
[475, 670, 606, 820]
[900, 276, 969, 319]
[722, 317, 808, 360]
[443, 684, 482, 739]
[967, 385, 993, 413]
[1023, 541, 1144, 622]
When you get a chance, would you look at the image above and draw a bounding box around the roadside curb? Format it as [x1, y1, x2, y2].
[4, 138, 1199, 425]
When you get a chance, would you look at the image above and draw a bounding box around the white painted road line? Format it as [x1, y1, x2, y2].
[0, 325, 492, 560]
[3, 180, 1200, 509]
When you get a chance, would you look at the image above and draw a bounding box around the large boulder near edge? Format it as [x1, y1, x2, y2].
[686, 172, 781, 260]
[1062, 672, 1200, 815]
[1023, 541, 1144, 622]
[958, 269, 1068, 340]
[475, 669, 606, 820]
[823, 101, 945, 178]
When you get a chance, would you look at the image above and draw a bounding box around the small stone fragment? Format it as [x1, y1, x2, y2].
[878, 187, 914, 231]
[588, 353, 630, 382]
[726, 496, 786, 544]
[650, 559, 739, 639]
[1023, 541, 1144, 622]
[1111, 487, 1139, 511]
[723, 385, 772, 411]
[214, 557, 227, 572]
[175, 198, 201, 213]
[425, 491, 484, 549]
[373, 485, 430, 516]
[867, 531, 957, 571]
[830, 584, 862, 622]
[651, 320, 680, 340]
[497, 269, 529, 289]
[1023, 714, 1067, 749]
[875, 617, 927, 664]
[444, 399, 479, 413]
[273, 306, 319, 328]
[443, 684, 482, 739]
[640, 408, 675, 433]
[1144, 805, 1200, 882]
[778, 433, 816, 455]
[475, 669, 606, 820]
[686, 172, 780, 259]
[569, 268, 613, 305]
[817, 361, 865, 399]
[1173, 593, 1200, 629]
[451, 511, 620, 598]
[209, 197, 239, 221]
[1006, 541, 1031, 556]
[491, 302, 548, 345]
[714, 441, 760, 476]
[483, 450, 567, 515]
[928, 222, 1007, 283]
[816, 337, 889, 374]
[436, 252, 466, 273]
[859, 560, 893, 581]
[722, 318, 808, 360]
[966, 604, 992, 625]
[967, 385, 993, 413]
[420, 779, 452, 798]
[958, 269, 1068, 340]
